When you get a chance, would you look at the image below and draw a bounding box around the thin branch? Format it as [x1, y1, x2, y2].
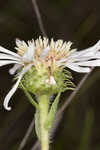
[18, 119, 35, 150]
[30, 141, 40, 150]
[32, 0, 47, 37]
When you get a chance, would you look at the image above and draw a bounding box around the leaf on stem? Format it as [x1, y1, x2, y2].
[44, 92, 61, 130]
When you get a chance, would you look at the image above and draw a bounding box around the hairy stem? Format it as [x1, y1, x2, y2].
[38, 95, 50, 150]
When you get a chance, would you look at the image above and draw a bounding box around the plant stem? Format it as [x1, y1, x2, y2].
[38, 95, 50, 150]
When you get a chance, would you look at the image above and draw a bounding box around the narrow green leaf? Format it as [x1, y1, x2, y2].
[45, 92, 61, 130]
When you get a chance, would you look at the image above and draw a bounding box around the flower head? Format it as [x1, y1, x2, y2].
[0, 37, 100, 110]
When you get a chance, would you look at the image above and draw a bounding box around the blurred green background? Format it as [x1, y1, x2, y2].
[0, 0, 100, 150]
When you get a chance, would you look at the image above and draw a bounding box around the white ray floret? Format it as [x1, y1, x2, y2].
[58, 40, 100, 73]
[0, 46, 21, 58]
[65, 63, 91, 73]
[3, 64, 33, 111]
[0, 60, 22, 67]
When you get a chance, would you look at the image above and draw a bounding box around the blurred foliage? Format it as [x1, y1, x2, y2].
[0, 0, 100, 150]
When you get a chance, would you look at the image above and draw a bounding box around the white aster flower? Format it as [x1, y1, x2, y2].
[0, 37, 100, 111]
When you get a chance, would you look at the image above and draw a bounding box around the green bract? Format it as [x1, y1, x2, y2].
[21, 66, 74, 96]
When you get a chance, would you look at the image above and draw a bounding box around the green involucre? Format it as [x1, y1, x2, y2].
[20, 66, 74, 96]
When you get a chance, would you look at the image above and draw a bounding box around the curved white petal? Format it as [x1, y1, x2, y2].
[66, 55, 100, 63]
[3, 72, 23, 110]
[0, 60, 22, 67]
[66, 63, 91, 73]
[82, 40, 100, 52]
[3, 64, 33, 111]
[71, 56, 99, 62]
[74, 41, 100, 57]
[0, 53, 20, 61]
[9, 64, 22, 75]
[75, 60, 100, 66]
[0, 46, 20, 58]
